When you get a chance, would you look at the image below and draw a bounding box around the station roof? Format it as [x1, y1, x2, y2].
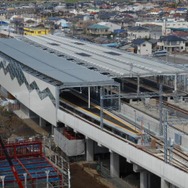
[24, 35, 187, 78]
[0, 38, 116, 88]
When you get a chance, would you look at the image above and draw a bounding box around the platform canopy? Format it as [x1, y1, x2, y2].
[23, 35, 188, 78]
[0, 38, 117, 88]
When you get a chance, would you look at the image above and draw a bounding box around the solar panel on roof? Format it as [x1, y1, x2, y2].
[105, 51, 121, 56]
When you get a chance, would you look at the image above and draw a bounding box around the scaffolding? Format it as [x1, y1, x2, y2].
[0, 139, 68, 188]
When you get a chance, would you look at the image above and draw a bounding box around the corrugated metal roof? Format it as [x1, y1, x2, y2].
[24, 35, 187, 77]
[0, 38, 115, 87]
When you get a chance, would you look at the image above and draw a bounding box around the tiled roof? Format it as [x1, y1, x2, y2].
[88, 24, 109, 29]
[160, 35, 186, 42]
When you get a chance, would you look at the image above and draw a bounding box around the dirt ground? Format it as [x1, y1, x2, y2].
[70, 163, 108, 188]
[0, 110, 37, 139]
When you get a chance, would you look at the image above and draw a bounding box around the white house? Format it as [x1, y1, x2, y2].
[98, 22, 121, 32]
[127, 26, 150, 42]
[136, 19, 188, 35]
[132, 39, 152, 55]
[157, 35, 186, 52]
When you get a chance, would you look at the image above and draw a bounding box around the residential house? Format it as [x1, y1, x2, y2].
[86, 24, 111, 35]
[98, 22, 121, 32]
[24, 27, 50, 36]
[136, 19, 188, 35]
[157, 35, 186, 52]
[127, 26, 150, 42]
[176, 8, 187, 14]
[132, 39, 152, 55]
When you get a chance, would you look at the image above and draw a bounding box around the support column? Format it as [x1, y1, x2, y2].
[118, 85, 121, 112]
[121, 80, 125, 91]
[86, 138, 94, 162]
[110, 151, 119, 178]
[134, 164, 160, 188]
[100, 87, 103, 129]
[137, 76, 140, 94]
[20, 103, 30, 118]
[174, 74, 177, 92]
[51, 125, 54, 135]
[161, 178, 169, 188]
[88, 86, 90, 109]
[183, 75, 187, 91]
[140, 171, 150, 188]
[110, 85, 113, 106]
[55, 87, 60, 124]
[39, 117, 46, 127]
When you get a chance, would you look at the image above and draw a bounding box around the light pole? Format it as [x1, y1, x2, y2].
[134, 109, 136, 130]
[45, 170, 50, 188]
[68, 167, 71, 188]
[23, 173, 27, 188]
[0, 176, 5, 188]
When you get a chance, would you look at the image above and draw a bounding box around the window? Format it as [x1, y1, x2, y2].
[143, 44, 146, 47]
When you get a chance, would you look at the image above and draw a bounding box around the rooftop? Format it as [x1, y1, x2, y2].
[88, 24, 109, 29]
[159, 35, 186, 42]
[23, 35, 187, 78]
[0, 38, 116, 88]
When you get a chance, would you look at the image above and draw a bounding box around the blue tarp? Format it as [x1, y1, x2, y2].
[48, 17, 61, 21]
[102, 43, 119, 47]
[0, 21, 9, 26]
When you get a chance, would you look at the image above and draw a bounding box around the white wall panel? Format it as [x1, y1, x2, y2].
[0, 69, 57, 125]
[0, 69, 30, 106]
[58, 109, 188, 188]
[23, 72, 56, 96]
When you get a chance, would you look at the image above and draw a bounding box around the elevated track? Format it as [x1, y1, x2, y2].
[59, 90, 188, 173]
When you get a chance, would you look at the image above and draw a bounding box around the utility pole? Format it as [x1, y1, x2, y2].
[159, 84, 163, 136]
[100, 87, 104, 129]
[163, 109, 168, 163]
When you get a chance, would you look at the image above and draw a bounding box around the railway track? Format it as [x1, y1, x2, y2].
[164, 101, 188, 116]
[60, 90, 188, 173]
[60, 91, 140, 136]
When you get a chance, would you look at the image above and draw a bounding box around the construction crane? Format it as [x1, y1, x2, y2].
[0, 136, 24, 188]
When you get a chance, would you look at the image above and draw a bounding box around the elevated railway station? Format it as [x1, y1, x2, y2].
[0, 36, 188, 188]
